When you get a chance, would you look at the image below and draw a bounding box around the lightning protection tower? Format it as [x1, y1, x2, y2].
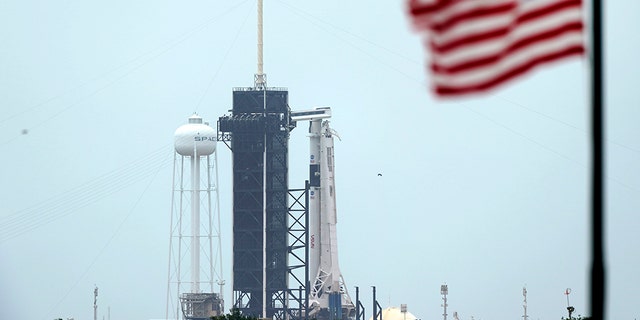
[166, 114, 225, 320]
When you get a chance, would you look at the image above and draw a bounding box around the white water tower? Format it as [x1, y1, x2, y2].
[166, 114, 224, 320]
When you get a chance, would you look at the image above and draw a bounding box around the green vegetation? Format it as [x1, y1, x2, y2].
[561, 315, 591, 320]
[211, 308, 259, 320]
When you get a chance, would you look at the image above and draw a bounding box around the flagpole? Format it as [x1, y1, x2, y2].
[590, 0, 604, 319]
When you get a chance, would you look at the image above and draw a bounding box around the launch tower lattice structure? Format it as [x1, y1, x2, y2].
[218, 87, 308, 320]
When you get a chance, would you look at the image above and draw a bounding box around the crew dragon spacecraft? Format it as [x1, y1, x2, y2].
[291, 107, 355, 320]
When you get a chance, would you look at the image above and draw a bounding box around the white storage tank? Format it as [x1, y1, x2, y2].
[174, 114, 216, 156]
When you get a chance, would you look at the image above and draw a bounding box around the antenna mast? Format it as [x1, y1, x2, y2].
[522, 287, 529, 320]
[254, 0, 266, 89]
[441, 284, 448, 320]
[565, 288, 575, 319]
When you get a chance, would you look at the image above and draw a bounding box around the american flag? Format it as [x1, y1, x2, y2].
[407, 0, 585, 96]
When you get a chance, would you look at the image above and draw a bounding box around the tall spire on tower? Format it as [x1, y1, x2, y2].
[254, 0, 266, 89]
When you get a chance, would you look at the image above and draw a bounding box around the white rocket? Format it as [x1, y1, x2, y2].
[291, 107, 354, 318]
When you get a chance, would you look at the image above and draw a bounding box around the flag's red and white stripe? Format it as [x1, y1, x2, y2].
[408, 0, 585, 96]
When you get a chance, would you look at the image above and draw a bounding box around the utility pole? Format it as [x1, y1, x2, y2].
[94, 286, 98, 320]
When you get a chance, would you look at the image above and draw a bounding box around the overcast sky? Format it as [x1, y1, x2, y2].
[1, 1, 638, 320]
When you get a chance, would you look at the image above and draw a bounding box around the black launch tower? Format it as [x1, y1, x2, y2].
[218, 87, 301, 319]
